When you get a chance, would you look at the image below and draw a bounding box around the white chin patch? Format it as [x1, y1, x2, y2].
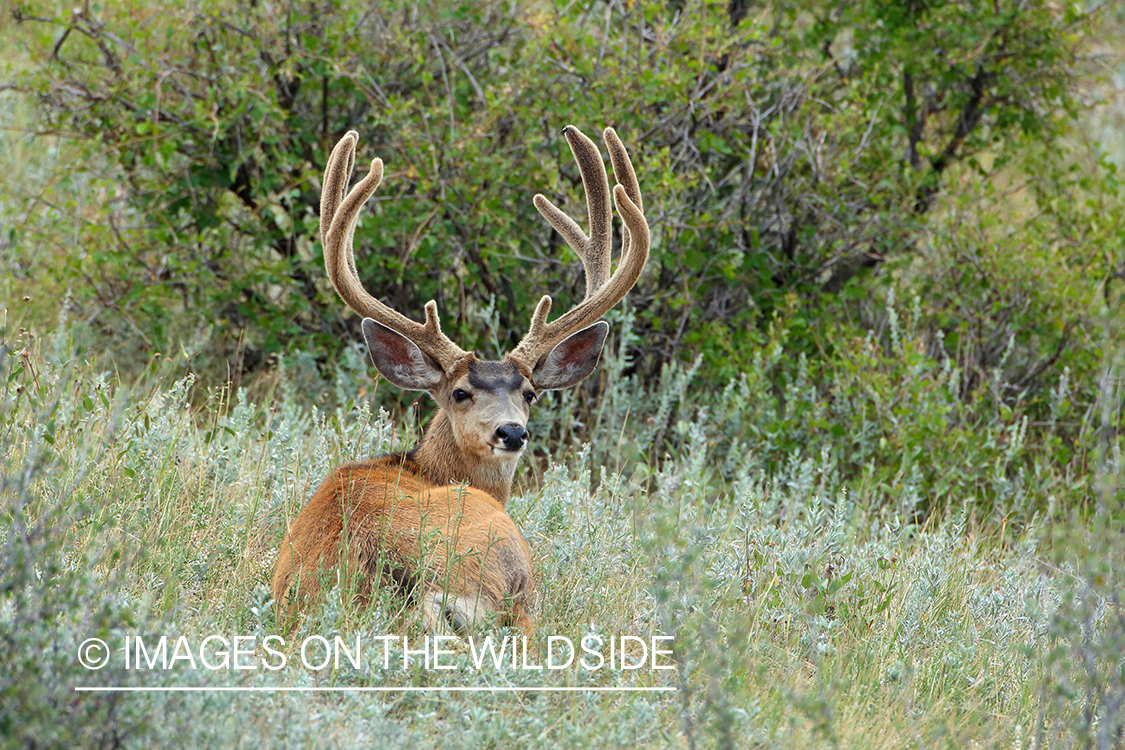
[491, 445, 525, 457]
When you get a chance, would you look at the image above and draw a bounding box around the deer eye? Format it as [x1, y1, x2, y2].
[524, 391, 536, 404]
[452, 389, 472, 403]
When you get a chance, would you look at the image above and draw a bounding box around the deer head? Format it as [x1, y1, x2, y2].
[320, 126, 649, 501]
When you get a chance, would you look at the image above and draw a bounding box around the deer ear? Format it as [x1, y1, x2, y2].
[362, 318, 444, 390]
[531, 321, 609, 390]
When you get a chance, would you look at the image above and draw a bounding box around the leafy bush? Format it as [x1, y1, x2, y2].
[2, 1, 1109, 386]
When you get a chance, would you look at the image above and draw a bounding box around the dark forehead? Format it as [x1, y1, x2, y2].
[466, 360, 527, 392]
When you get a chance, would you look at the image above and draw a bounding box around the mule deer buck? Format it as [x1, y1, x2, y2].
[271, 126, 649, 633]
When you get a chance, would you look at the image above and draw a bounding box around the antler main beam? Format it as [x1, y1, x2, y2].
[510, 126, 649, 367]
[321, 131, 468, 369]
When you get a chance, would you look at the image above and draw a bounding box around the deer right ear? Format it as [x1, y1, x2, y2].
[531, 321, 609, 390]
[362, 318, 444, 390]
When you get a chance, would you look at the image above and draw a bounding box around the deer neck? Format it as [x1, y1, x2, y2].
[407, 409, 517, 505]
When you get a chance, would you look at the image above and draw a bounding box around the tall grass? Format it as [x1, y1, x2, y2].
[2, 303, 1123, 749]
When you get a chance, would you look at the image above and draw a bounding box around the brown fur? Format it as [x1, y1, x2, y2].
[272, 354, 537, 632]
[271, 451, 532, 632]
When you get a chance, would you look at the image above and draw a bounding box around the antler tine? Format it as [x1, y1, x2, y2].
[603, 127, 642, 261]
[321, 133, 468, 369]
[321, 131, 357, 247]
[531, 125, 612, 297]
[321, 131, 361, 283]
[511, 127, 649, 367]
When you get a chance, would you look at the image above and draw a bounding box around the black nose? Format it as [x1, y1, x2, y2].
[495, 423, 528, 450]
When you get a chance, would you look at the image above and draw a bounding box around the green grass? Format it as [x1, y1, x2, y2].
[2, 319, 1123, 749]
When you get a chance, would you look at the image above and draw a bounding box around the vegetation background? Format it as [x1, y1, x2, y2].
[1, 0, 1124, 747]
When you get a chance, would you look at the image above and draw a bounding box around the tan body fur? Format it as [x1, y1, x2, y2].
[272, 355, 536, 632]
[271, 452, 532, 632]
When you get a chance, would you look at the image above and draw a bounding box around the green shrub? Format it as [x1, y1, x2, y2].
[2, 0, 1107, 391]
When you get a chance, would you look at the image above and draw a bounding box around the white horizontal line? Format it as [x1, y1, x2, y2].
[74, 686, 675, 693]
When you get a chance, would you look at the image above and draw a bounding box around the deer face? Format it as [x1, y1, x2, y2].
[361, 318, 610, 463]
[444, 359, 534, 461]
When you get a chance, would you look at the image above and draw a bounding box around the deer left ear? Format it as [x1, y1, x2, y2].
[531, 321, 609, 390]
[362, 318, 444, 390]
